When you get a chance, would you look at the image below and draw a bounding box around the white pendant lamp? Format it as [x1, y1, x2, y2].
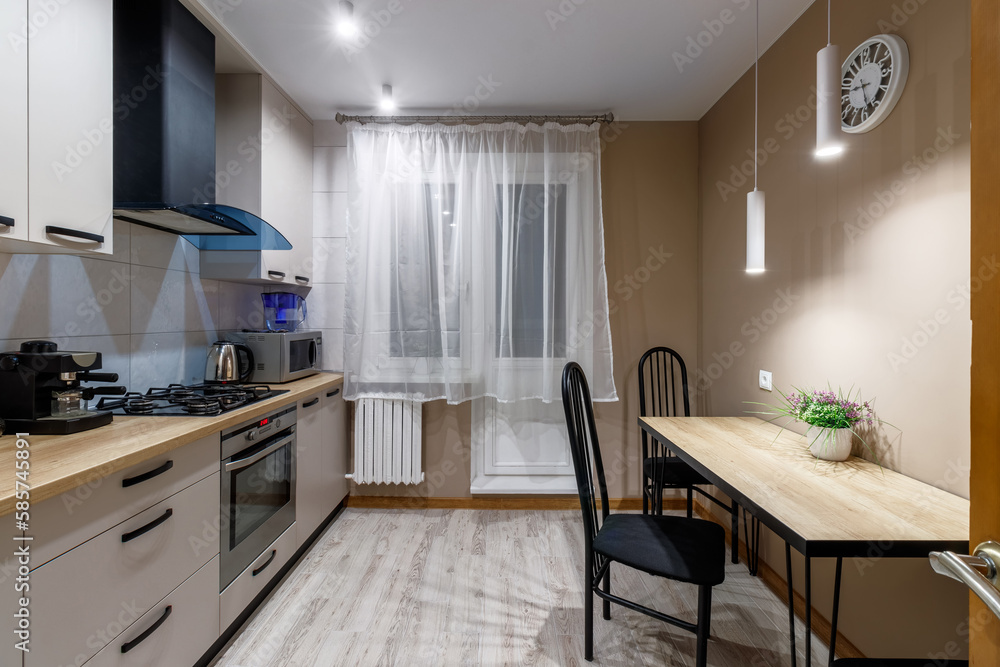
[815, 0, 844, 157]
[746, 0, 765, 274]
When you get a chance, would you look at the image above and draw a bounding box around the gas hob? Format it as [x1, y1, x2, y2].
[96, 384, 289, 417]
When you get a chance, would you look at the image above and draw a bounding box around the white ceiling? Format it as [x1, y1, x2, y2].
[192, 0, 818, 121]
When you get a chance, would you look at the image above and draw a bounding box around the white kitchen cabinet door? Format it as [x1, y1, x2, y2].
[27, 0, 113, 254]
[321, 385, 349, 511]
[27, 473, 219, 667]
[0, 0, 28, 246]
[84, 556, 220, 667]
[295, 391, 325, 547]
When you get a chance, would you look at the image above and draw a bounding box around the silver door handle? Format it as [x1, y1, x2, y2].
[930, 541, 1000, 620]
[225, 435, 293, 472]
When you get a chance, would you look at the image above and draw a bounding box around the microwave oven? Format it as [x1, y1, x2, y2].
[224, 330, 322, 383]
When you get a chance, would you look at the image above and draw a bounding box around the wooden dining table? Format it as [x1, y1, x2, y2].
[638, 416, 970, 667]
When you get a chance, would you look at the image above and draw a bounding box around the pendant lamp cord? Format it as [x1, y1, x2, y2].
[828, 0, 832, 46]
[754, 0, 759, 191]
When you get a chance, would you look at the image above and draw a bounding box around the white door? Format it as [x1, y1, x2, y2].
[0, 0, 28, 245]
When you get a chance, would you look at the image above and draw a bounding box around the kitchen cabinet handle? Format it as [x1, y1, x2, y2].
[295, 275, 310, 284]
[45, 225, 104, 244]
[267, 270, 286, 279]
[303, 397, 320, 408]
[120, 605, 172, 654]
[121, 508, 173, 543]
[0, 215, 13, 227]
[122, 460, 174, 488]
[326, 388, 341, 398]
[252, 549, 277, 577]
[225, 435, 294, 473]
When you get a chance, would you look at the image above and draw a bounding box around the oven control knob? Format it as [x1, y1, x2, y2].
[274, 418, 281, 429]
[247, 430, 257, 442]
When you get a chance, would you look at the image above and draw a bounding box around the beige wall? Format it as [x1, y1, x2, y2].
[698, 0, 971, 657]
[351, 121, 703, 500]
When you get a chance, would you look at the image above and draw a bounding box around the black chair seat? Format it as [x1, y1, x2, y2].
[833, 661, 967, 666]
[593, 514, 726, 587]
[643, 456, 712, 487]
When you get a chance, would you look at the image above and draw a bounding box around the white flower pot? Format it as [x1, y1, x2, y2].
[806, 427, 854, 461]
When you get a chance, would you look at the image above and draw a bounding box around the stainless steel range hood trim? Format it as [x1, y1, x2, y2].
[113, 203, 293, 250]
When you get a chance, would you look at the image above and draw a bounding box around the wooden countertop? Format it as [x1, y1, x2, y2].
[0, 373, 343, 517]
[640, 416, 969, 556]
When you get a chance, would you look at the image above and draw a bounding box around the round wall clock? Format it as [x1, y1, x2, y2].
[840, 34, 909, 134]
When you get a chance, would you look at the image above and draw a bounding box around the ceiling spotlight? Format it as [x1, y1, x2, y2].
[380, 84, 396, 111]
[336, 1, 358, 38]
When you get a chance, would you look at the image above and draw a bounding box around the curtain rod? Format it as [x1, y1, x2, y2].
[334, 112, 615, 125]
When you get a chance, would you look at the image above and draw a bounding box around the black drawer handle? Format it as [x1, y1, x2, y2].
[268, 270, 286, 279]
[252, 549, 277, 577]
[120, 605, 171, 654]
[295, 275, 310, 284]
[326, 388, 341, 398]
[0, 215, 13, 227]
[45, 225, 104, 244]
[303, 397, 320, 408]
[121, 508, 173, 543]
[122, 460, 174, 488]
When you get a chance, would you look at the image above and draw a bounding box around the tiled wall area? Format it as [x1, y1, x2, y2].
[309, 121, 347, 371]
[0, 223, 262, 390]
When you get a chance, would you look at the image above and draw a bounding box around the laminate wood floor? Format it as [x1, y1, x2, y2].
[210, 508, 831, 667]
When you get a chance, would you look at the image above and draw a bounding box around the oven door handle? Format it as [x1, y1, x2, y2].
[225, 434, 294, 473]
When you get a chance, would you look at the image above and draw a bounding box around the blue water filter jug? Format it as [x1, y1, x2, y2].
[261, 293, 308, 331]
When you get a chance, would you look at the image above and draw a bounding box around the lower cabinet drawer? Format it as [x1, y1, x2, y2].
[27, 473, 220, 667]
[84, 556, 220, 667]
[220, 522, 296, 631]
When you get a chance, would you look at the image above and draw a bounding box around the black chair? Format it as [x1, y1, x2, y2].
[638, 347, 742, 565]
[562, 361, 726, 666]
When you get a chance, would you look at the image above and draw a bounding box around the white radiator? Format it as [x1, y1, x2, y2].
[352, 399, 424, 484]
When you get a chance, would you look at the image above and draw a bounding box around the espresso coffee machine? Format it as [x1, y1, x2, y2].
[0, 341, 127, 435]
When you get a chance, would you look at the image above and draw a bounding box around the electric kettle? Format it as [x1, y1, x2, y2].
[205, 342, 255, 384]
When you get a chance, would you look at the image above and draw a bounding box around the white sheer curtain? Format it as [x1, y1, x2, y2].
[343, 121, 616, 404]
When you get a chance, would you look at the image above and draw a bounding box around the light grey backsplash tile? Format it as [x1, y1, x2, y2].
[129, 225, 200, 273]
[0, 252, 131, 340]
[218, 281, 269, 332]
[312, 238, 346, 284]
[319, 328, 343, 371]
[130, 330, 216, 388]
[313, 192, 347, 238]
[111, 219, 131, 265]
[131, 266, 219, 335]
[304, 283, 344, 331]
[314, 120, 347, 147]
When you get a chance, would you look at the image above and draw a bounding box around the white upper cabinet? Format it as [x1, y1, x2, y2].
[0, 0, 114, 255]
[0, 1, 28, 246]
[203, 74, 313, 286]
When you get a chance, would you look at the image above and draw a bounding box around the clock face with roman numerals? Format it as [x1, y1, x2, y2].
[841, 34, 909, 134]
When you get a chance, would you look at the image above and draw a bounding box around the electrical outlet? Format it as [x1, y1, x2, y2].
[759, 370, 772, 391]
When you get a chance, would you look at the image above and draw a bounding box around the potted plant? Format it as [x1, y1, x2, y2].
[749, 387, 880, 462]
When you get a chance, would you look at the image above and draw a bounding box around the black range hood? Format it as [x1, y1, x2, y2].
[112, 0, 289, 251]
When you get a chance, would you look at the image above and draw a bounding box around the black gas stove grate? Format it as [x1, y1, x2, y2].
[96, 384, 287, 416]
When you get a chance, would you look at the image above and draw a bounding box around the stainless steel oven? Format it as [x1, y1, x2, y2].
[220, 404, 296, 590]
